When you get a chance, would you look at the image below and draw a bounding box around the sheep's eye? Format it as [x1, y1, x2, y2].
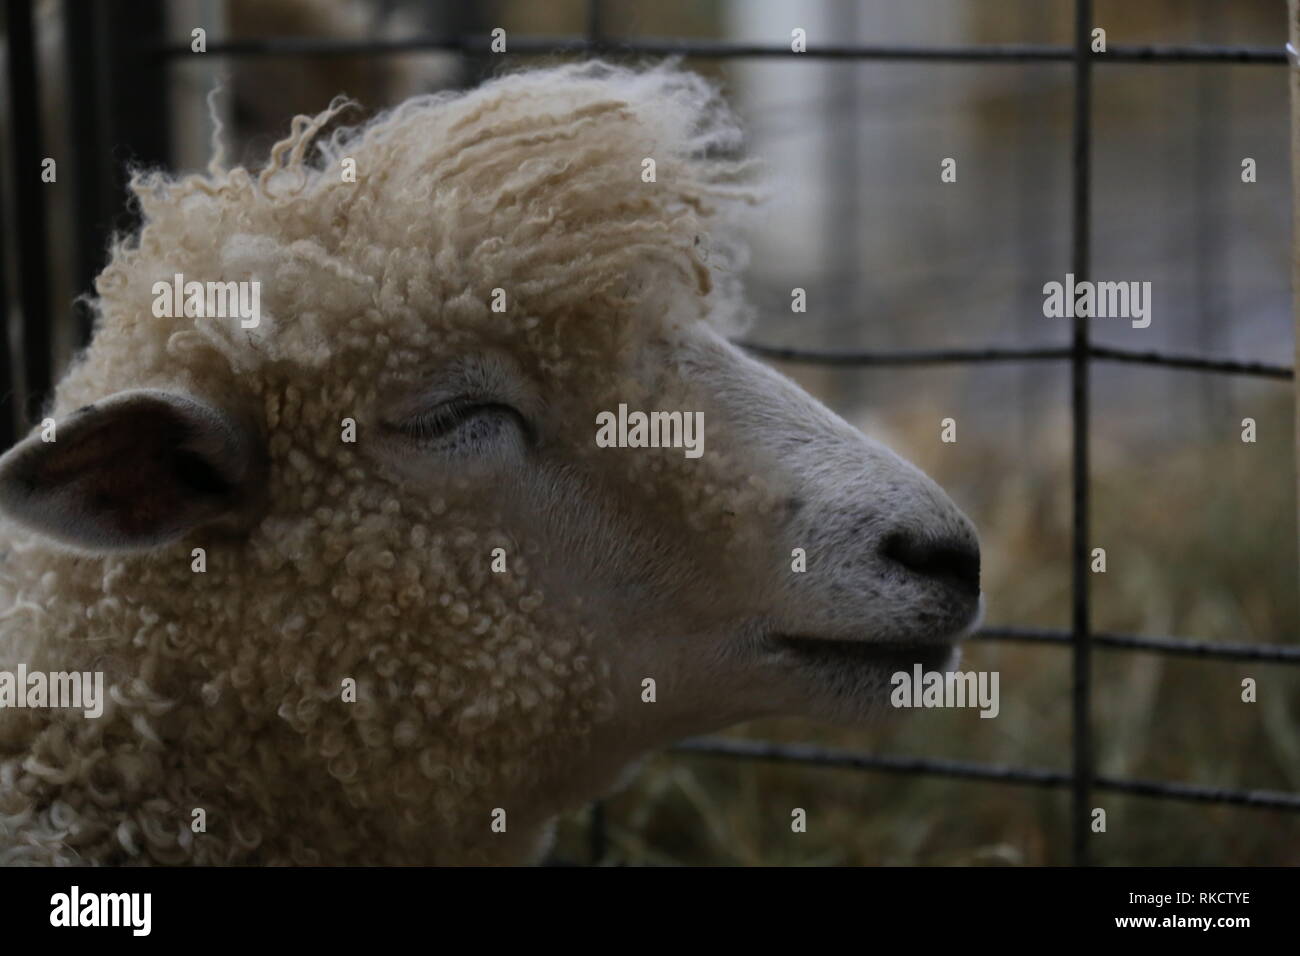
[386, 398, 530, 449]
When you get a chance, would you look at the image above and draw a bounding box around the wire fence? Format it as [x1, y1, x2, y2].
[1, 0, 1296, 867]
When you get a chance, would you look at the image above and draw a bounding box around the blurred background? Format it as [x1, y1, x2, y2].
[0, 0, 1296, 864]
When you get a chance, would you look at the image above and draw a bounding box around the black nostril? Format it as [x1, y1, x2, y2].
[881, 531, 980, 595]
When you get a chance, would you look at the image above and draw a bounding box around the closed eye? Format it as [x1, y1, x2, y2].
[384, 398, 534, 447]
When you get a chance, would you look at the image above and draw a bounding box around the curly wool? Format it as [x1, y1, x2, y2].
[0, 61, 759, 864]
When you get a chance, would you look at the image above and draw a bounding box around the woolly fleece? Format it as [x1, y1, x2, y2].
[0, 62, 763, 864]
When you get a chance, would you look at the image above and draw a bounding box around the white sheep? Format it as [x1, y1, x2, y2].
[0, 62, 980, 865]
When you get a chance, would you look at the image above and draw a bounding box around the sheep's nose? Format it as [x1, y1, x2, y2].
[881, 531, 981, 597]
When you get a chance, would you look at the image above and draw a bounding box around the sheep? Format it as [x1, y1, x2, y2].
[0, 61, 981, 865]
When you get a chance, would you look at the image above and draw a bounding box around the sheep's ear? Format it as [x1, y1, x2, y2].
[0, 388, 264, 552]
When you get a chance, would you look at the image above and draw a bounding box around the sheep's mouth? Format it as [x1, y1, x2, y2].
[770, 635, 960, 673]
[764, 597, 982, 675]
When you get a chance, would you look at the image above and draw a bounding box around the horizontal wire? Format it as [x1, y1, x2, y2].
[674, 737, 1300, 810]
[152, 36, 1288, 65]
[1087, 344, 1294, 379]
[975, 626, 1300, 662]
[739, 342, 1074, 366]
[738, 341, 1295, 379]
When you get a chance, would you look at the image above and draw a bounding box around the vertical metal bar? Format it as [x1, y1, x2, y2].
[59, 1, 169, 355]
[1289, 0, 1300, 606]
[102, 1, 171, 197]
[6, 0, 52, 425]
[64, 0, 110, 349]
[0, 138, 13, 450]
[1070, 0, 1094, 867]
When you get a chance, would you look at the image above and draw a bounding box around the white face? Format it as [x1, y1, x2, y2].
[372, 321, 983, 751]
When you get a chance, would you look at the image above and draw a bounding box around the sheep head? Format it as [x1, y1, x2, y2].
[0, 63, 979, 864]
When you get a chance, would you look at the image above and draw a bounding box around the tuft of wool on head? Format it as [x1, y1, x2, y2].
[85, 60, 760, 391]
